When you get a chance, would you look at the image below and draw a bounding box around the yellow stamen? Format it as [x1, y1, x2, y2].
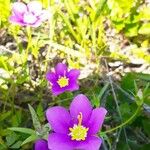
[57, 76, 69, 88]
[69, 112, 88, 141]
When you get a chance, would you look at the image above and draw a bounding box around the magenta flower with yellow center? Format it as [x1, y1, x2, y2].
[46, 94, 107, 150]
[46, 63, 80, 95]
[9, 1, 49, 27]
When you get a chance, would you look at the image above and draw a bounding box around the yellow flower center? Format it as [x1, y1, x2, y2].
[57, 76, 69, 88]
[69, 113, 89, 141]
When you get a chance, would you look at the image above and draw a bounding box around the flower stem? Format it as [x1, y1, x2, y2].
[26, 26, 32, 60]
[102, 105, 141, 134]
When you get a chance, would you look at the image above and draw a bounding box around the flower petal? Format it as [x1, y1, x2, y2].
[48, 133, 74, 150]
[55, 63, 68, 76]
[51, 83, 66, 95]
[9, 16, 25, 26]
[30, 20, 43, 27]
[34, 139, 48, 150]
[46, 106, 71, 134]
[46, 72, 57, 84]
[88, 107, 107, 134]
[67, 69, 80, 80]
[27, 1, 42, 15]
[69, 94, 92, 124]
[12, 2, 27, 16]
[23, 13, 37, 24]
[39, 10, 50, 21]
[66, 69, 80, 91]
[75, 136, 102, 150]
[66, 82, 79, 91]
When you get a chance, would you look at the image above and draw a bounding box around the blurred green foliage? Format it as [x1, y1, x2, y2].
[0, 0, 10, 27]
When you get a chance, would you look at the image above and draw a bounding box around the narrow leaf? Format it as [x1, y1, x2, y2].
[8, 127, 35, 135]
[28, 104, 42, 132]
[21, 134, 37, 146]
[94, 0, 107, 21]
[98, 82, 109, 100]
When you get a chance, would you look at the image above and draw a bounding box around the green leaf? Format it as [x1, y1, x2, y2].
[125, 23, 139, 37]
[6, 132, 19, 147]
[0, 111, 11, 122]
[57, 10, 81, 43]
[120, 103, 131, 121]
[135, 89, 143, 106]
[139, 23, 150, 35]
[11, 110, 22, 127]
[94, 0, 107, 21]
[10, 141, 22, 149]
[121, 73, 136, 92]
[0, 143, 7, 150]
[36, 103, 44, 121]
[135, 73, 150, 81]
[98, 82, 109, 100]
[113, 20, 125, 31]
[139, 6, 150, 21]
[21, 134, 37, 146]
[142, 119, 150, 137]
[28, 104, 42, 132]
[8, 127, 35, 135]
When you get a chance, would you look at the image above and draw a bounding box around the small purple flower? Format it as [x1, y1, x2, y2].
[9, 1, 49, 27]
[34, 139, 48, 150]
[46, 63, 80, 95]
[46, 94, 107, 150]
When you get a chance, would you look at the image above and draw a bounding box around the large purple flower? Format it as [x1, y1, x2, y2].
[46, 94, 107, 150]
[9, 1, 49, 27]
[46, 63, 80, 95]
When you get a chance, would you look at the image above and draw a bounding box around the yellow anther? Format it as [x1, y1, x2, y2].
[57, 76, 69, 88]
[69, 125, 89, 141]
[69, 112, 88, 141]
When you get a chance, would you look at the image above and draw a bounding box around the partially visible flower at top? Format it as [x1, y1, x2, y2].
[46, 94, 107, 150]
[34, 139, 48, 150]
[9, 1, 50, 27]
[46, 63, 80, 95]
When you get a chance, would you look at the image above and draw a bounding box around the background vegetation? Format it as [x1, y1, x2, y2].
[0, 0, 150, 149]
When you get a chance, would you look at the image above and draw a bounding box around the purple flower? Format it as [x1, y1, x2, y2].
[46, 63, 80, 95]
[46, 94, 107, 150]
[34, 139, 48, 150]
[9, 1, 49, 27]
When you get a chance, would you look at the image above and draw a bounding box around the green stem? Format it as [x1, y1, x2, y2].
[102, 105, 141, 134]
[26, 26, 32, 60]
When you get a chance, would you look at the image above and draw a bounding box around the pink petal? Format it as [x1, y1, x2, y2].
[55, 63, 68, 76]
[34, 139, 48, 150]
[67, 69, 80, 80]
[69, 94, 92, 125]
[65, 82, 79, 92]
[48, 133, 74, 150]
[9, 16, 25, 26]
[46, 72, 57, 84]
[39, 10, 50, 21]
[27, 1, 42, 15]
[48, 134, 102, 150]
[23, 13, 37, 24]
[12, 2, 27, 18]
[46, 106, 71, 134]
[75, 136, 102, 150]
[66, 69, 80, 91]
[88, 107, 107, 134]
[51, 83, 66, 96]
[31, 20, 43, 27]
